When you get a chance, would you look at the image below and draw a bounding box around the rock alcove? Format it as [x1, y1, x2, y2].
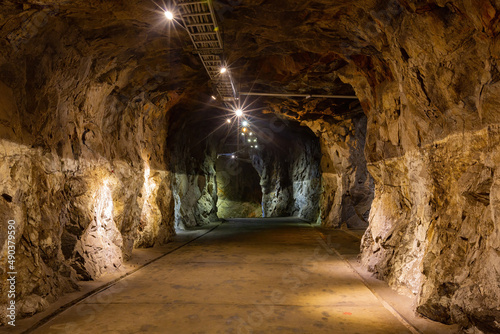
[0, 0, 499, 332]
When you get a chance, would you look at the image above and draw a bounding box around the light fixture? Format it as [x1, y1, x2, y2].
[231, 155, 235, 159]
[220, 67, 227, 74]
[253, 139, 257, 142]
[242, 127, 247, 132]
[235, 108, 243, 117]
[255, 145, 258, 148]
[249, 132, 253, 136]
[165, 11, 174, 20]
[248, 139, 251, 143]
[226, 119, 231, 124]
[211, 95, 217, 100]
[242, 120, 249, 127]
[241, 133, 245, 136]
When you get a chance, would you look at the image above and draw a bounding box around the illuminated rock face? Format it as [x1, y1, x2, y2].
[303, 114, 373, 228]
[167, 108, 219, 228]
[0, 2, 182, 323]
[338, 4, 500, 331]
[250, 118, 322, 222]
[261, 100, 373, 228]
[216, 157, 262, 219]
[220, 1, 500, 330]
[0, 136, 176, 323]
[361, 130, 500, 330]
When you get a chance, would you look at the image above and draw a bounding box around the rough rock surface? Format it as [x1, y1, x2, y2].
[306, 114, 373, 228]
[216, 157, 262, 219]
[265, 101, 373, 228]
[251, 117, 322, 222]
[168, 105, 219, 228]
[337, 2, 500, 331]
[218, 0, 500, 331]
[361, 128, 500, 332]
[0, 0, 186, 324]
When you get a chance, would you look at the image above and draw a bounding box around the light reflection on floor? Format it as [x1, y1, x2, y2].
[34, 219, 413, 334]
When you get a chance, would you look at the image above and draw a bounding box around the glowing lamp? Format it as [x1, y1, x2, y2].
[165, 11, 174, 20]
[242, 121, 249, 127]
[235, 108, 243, 117]
[220, 67, 227, 74]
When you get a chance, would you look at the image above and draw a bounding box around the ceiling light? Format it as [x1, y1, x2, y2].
[220, 67, 227, 74]
[242, 127, 247, 132]
[231, 155, 235, 159]
[226, 119, 231, 124]
[235, 109, 243, 117]
[211, 95, 217, 100]
[248, 139, 251, 143]
[255, 145, 258, 148]
[165, 11, 174, 20]
[241, 133, 245, 136]
[249, 132, 253, 136]
[242, 121, 249, 127]
[253, 139, 257, 142]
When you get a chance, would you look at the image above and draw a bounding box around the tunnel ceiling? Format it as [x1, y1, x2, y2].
[0, 0, 374, 120]
[218, 0, 358, 94]
[3, 0, 484, 125]
[3, 0, 498, 125]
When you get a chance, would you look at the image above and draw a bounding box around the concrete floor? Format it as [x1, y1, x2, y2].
[29, 218, 456, 334]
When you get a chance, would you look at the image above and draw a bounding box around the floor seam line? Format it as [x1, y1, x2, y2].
[315, 229, 422, 334]
[22, 223, 222, 334]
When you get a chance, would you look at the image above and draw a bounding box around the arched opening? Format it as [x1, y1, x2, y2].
[215, 113, 324, 221]
[216, 156, 263, 218]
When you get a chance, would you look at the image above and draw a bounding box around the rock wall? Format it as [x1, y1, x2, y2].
[216, 157, 262, 219]
[303, 113, 373, 228]
[171, 158, 218, 228]
[264, 100, 374, 228]
[168, 107, 219, 228]
[0, 2, 182, 324]
[289, 133, 322, 221]
[331, 1, 500, 331]
[225, 0, 500, 330]
[253, 145, 294, 217]
[0, 99, 177, 325]
[361, 128, 500, 332]
[252, 118, 322, 222]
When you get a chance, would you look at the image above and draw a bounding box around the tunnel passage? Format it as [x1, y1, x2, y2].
[167, 101, 220, 229]
[214, 114, 322, 221]
[167, 99, 372, 227]
[1, 1, 500, 332]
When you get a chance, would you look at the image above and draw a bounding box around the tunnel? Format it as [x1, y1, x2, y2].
[0, 1, 500, 333]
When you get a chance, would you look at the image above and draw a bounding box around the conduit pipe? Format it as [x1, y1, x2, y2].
[239, 92, 358, 99]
